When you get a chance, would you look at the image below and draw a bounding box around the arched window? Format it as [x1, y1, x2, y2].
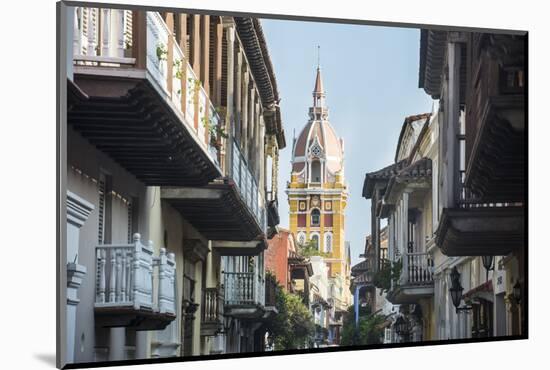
[324, 233, 333, 253]
[297, 232, 306, 246]
[311, 234, 320, 250]
[311, 160, 322, 183]
[311, 209, 321, 226]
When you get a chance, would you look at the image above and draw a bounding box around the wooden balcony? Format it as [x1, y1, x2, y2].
[161, 141, 267, 252]
[200, 287, 224, 336]
[386, 252, 434, 305]
[223, 272, 265, 319]
[464, 34, 525, 203]
[94, 234, 176, 330]
[68, 9, 223, 186]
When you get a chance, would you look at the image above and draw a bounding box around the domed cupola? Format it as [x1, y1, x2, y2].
[291, 66, 344, 183]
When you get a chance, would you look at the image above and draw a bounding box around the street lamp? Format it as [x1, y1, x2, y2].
[482, 255, 494, 281]
[449, 266, 472, 314]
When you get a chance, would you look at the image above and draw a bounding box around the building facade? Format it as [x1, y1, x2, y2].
[419, 30, 525, 340]
[360, 30, 525, 344]
[63, 5, 285, 366]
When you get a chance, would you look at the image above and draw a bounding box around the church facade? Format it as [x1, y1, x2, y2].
[287, 66, 352, 317]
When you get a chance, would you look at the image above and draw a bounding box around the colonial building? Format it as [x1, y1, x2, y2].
[62, 4, 285, 366]
[418, 30, 525, 340]
[362, 113, 436, 343]
[286, 66, 352, 343]
[360, 29, 525, 344]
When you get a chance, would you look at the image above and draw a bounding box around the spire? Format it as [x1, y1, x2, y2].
[313, 67, 325, 96]
[313, 45, 325, 97]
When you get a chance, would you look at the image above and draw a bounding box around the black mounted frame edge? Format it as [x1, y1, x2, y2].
[56, 1, 529, 369]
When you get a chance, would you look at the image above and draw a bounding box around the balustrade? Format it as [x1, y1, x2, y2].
[224, 271, 265, 306]
[400, 252, 434, 286]
[202, 287, 224, 323]
[231, 141, 267, 231]
[95, 233, 176, 316]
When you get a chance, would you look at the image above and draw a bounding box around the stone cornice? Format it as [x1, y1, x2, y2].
[66, 191, 94, 228]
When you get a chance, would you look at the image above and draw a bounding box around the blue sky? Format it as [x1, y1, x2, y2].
[261, 19, 433, 265]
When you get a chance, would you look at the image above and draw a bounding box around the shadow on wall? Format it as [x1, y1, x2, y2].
[34, 353, 56, 367]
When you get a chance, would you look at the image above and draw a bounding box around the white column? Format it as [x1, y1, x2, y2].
[135, 331, 149, 359]
[87, 8, 98, 56]
[111, 9, 125, 58]
[66, 191, 94, 364]
[109, 327, 125, 361]
[101, 9, 111, 56]
[402, 193, 409, 283]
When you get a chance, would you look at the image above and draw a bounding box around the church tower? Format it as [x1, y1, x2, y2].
[287, 66, 350, 301]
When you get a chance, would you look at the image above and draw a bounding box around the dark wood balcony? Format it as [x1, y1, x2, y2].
[464, 33, 525, 203]
[436, 204, 524, 256]
[161, 142, 268, 253]
[68, 10, 223, 186]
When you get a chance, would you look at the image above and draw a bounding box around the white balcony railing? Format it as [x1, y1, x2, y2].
[72, 8, 221, 167]
[231, 141, 267, 231]
[400, 252, 434, 286]
[95, 233, 176, 316]
[224, 272, 265, 307]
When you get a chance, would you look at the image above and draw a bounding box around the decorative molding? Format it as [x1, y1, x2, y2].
[66, 190, 95, 227]
[67, 262, 87, 306]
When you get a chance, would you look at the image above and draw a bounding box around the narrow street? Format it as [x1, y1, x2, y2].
[61, 4, 526, 366]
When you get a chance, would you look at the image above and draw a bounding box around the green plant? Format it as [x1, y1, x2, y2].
[215, 105, 227, 119]
[156, 43, 167, 61]
[174, 59, 185, 80]
[264, 282, 315, 350]
[187, 77, 202, 106]
[297, 239, 329, 258]
[340, 305, 385, 346]
[372, 258, 402, 292]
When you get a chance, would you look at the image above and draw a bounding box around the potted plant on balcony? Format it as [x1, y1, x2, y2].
[372, 258, 402, 293]
[202, 116, 228, 151]
[156, 43, 168, 74]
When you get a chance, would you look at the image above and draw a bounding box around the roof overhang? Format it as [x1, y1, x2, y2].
[419, 29, 447, 98]
[68, 75, 222, 186]
[161, 182, 265, 244]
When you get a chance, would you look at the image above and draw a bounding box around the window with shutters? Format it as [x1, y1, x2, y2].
[97, 175, 106, 244]
[97, 173, 112, 244]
